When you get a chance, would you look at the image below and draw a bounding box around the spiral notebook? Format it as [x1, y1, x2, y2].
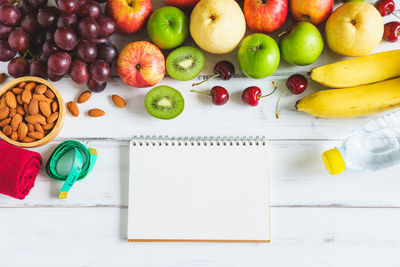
[128, 137, 270, 243]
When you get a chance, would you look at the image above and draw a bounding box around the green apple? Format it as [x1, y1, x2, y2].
[147, 6, 188, 50]
[279, 22, 323, 66]
[237, 33, 280, 79]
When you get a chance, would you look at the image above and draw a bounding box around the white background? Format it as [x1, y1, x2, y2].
[1, 0, 400, 266]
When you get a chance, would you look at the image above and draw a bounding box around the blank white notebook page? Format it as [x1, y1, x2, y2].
[128, 139, 270, 242]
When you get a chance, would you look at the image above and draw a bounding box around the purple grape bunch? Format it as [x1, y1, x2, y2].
[0, 0, 118, 92]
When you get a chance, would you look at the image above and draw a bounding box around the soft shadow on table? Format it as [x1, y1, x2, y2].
[119, 142, 130, 239]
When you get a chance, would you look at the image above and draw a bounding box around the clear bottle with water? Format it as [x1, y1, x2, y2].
[323, 110, 400, 175]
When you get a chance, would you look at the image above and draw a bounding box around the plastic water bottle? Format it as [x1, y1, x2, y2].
[323, 110, 400, 175]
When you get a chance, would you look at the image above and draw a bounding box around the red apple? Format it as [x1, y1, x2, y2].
[290, 0, 333, 25]
[244, 0, 288, 33]
[117, 41, 165, 88]
[106, 0, 152, 34]
[164, 0, 200, 9]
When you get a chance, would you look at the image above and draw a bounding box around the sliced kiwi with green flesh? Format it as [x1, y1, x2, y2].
[145, 86, 184, 120]
[166, 46, 205, 81]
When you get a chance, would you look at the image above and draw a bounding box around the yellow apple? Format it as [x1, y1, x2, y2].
[325, 2, 383, 57]
[190, 0, 246, 54]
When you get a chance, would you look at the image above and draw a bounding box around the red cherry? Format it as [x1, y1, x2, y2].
[190, 86, 229, 106]
[375, 0, 395, 16]
[286, 74, 308, 94]
[383, 21, 400, 42]
[242, 86, 262, 106]
[192, 60, 234, 86]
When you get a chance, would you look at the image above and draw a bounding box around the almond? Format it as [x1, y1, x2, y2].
[28, 131, 44, 139]
[44, 89, 55, 99]
[25, 82, 36, 91]
[22, 89, 32, 104]
[23, 103, 29, 113]
[34, 123, 44, 133]
[2, 125, 11, 136]
[8, 108, 16, 118]
[47, 112, 58, 123]
[0, 107, 9, 120]
[77, 91, 92, 103]
[35, 84, 47, 95]
[16, 94, 23, 105]
[25, 114, 46, 125]
[29, 98, 39, 115]
[18, 82, 26, 88]
[18, 123, 28, 141]
[11, 113, 22, 130]
[88, 108, 105, 117]
[10, 131, 18, 140]
[16, 105, 25, 116]
[39, 101, 51, 117]
[0, 73, 5, 84]
[5, 91, 17, 109]
[0, 95, 7, 108]
[42, 122, 55, 131]
[22, 136, 36, 143]
[0, 118, 10, 127]
[33, 94, 51, 103]
[112, 95, 126, 108]
[12, 88, 23, 95]
[28, 123, 34, 132]
[51, 100, 58, 112]
[67, 101, 79, 117]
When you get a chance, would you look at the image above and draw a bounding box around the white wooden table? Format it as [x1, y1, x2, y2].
[2, 1, 400, 266]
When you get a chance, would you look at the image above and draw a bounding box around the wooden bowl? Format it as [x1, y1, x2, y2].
[0, 76, 65, 148]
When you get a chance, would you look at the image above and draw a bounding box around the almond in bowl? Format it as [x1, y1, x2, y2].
[0, 76, 65, 148]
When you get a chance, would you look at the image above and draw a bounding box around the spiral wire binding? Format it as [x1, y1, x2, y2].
[131, 136, 267, 147]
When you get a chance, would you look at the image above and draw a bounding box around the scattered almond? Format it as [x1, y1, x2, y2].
[18, 123, 28, 141]
[29, 98, 39, 115]
[5, 91, 17, 109]
[39, 101, 51, 117]
[112, 95, 126, 108]
[25, 114, 46, 125]
[25, 82, 36, 91]
[8, 108, 16, 118]
[2, 125, 11, 136]
[34, 123, 44, 133]
[77, 91, 91, 104]
[42, 122, 55, 131]
[10, 131, 18, 140]
[16, 105, 25, 116]
[67, 101, 79, 117]
[47, 112, 59, 123]
[0, 73, 5, 84]
[0, 118, 10, 127]
[51, 101, 58, 112]
[11, 114, 22, 130]
[12, 88, 23, 95]
[88, 108, 105, 117]
[35, 84, 47, 95]
[45, 89, 55, 99]
[21, 89, 32, 104]
[28, 123, 34, 132]
[28, 131, 44, 139]
[0, 107, 9, 120]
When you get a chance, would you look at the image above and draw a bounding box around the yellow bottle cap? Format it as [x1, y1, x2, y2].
[322, 148, 346, 175]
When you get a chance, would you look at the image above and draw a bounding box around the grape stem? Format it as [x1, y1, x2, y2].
[192, 73, 221, 86]
[258, 81, 278, 99]
[275, 90, 288, 119]
[190, 90, 211, 96]
[23, 49, 35, 59]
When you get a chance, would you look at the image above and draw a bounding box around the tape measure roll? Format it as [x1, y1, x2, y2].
[46, 140, 97, 199]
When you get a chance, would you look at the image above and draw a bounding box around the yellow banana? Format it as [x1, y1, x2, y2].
[296, 78, 400, 118]
[311, 50, 400, 88]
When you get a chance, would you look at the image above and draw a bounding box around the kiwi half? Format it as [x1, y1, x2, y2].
[166, 46, 205, 81]
[145, 86, 184, 120]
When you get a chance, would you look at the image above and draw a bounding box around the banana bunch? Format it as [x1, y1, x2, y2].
[297, 50, 400, 118]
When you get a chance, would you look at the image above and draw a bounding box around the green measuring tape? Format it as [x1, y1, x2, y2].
[46, 140, 97, 199]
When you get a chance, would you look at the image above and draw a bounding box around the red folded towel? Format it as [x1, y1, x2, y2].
[0, 140, 42, 200]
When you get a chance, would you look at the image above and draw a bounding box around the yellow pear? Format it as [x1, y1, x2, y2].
[190, 0, 246, 54]
[325, 2, 383, 57]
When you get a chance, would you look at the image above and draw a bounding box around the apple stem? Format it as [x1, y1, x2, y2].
[258, 81, 278, 99]
[190, 90, 211, 96]
[278, 31, 287, 37]
[192, 74, 221, 86]
[275, 90, 288, 119]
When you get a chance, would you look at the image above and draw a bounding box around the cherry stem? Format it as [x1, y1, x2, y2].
[258, 81, 278, 99]
[192, 73, 221, 86]
[190, 90, 211, 96]
[275, 90, 288, 119]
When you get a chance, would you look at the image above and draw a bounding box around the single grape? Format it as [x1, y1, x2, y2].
[47, 69, 63, 81]
[0, 40, 16, 61]
[77, 0, 86, 8]
[31, 32, 44, 48]
[0, 23, 13, 40]
[76, 39, 97, 63]
[78, 17, 99, 39]
[97, 42, 117, 64]
[78, 0, 100, 19]
[97, 16, 115, 38]
[37, 6, 59, 28]
[88, 37, 109, 44]
[57, 13, 77, 29]
[8, 29, 30, 52]
[70, 59, 89, 84]
[44, 29, 54, 42]
[18, 0, 36, 15]
[28, 0, 47, 9]
[87, 78, 106, 92]
[88, 60, 110, 83]
[57, 0, 79, 15]
[29, 59, 47, 78]
[20, 13, 40, 34]
[47, 51, 71, 75]
[8, 56, 28, 78]
[39, 41, 58, 61]
[54, 26, 77, 51]
[0, 0, 12, 6]
[0, 4, 21, 27]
